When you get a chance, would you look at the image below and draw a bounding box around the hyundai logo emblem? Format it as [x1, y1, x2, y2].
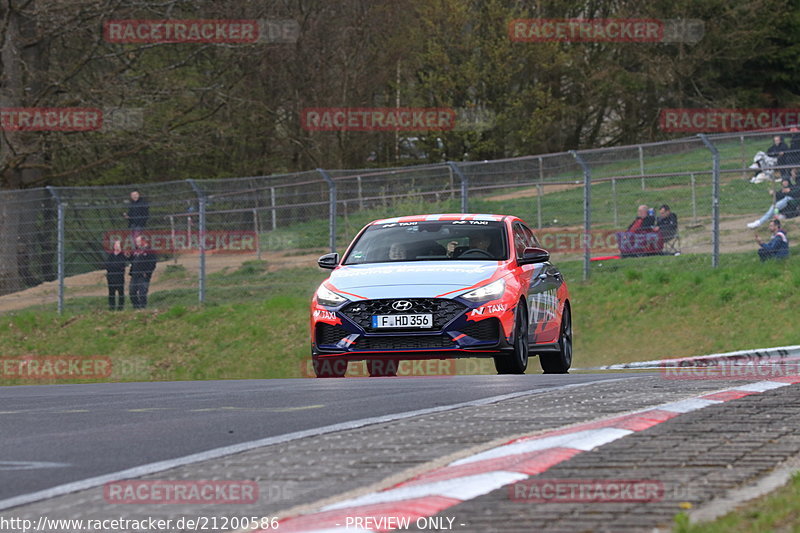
[391, 300, 413, 311]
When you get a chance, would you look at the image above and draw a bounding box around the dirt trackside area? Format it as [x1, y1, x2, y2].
[0, 249, 326, 314]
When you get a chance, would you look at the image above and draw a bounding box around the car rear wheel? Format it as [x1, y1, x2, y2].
[313, 358, 348, 378]
[540, 305, 572, 374]
[494, 305, 528, 374]
[367, 358, 399, 377]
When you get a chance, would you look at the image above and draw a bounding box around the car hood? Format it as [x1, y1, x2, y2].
[327, 261, 500, 299]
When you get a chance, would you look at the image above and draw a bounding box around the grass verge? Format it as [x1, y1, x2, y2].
[673, 472, 800, 532]
[1, 251, 799, 383]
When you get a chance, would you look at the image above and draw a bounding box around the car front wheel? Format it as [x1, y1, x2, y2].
[494, 304, 528, 374]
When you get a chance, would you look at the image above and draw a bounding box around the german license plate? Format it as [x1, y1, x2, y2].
[372, 314, 433, 328]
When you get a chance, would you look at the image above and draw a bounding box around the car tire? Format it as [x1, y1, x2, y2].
[367, 358, 399, 377]
[494, 304, 528, 374]
[313, 358, 348, 378]
[540, 304, 572, 374]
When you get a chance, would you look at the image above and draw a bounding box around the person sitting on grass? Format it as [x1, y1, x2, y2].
[747, 172, 800, 228]
[755, 219, 789, 261]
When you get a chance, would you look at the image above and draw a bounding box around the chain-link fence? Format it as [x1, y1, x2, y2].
[1, 128, 797, 314]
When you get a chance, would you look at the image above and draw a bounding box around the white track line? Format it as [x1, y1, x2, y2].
[0, 378, 636, 511]
[273, 379, 800, 533]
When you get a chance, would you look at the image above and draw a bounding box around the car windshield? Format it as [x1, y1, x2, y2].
[342, 220, 508, 264]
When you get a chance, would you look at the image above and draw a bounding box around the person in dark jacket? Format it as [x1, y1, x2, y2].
[747, 175, 800, 228]
[129, 235, 157, 309]
[787, 128, 800, 167]
[627, 205, 656, 232]
[755, 219, 789, 261]
[123, 190, 149, 237]
[767, 135, 790, 179]
[104, 239, 128, 311]
[655, 204, 678, 241]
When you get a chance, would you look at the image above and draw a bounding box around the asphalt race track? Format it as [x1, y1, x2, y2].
[0, 374, 634, 503]
[4, 371, 800, 532]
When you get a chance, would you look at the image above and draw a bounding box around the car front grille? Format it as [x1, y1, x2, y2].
[357, 335, 455, 351]
[459, 318, 500, 342]
[341, 298, 467, 331]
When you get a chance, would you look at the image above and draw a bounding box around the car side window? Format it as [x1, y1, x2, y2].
[512, 224, 528, 257]
[522, 225, 540, 248]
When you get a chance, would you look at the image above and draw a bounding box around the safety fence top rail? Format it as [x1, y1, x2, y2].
[6, 124, 800, 311]
[329, 163, 453, 182]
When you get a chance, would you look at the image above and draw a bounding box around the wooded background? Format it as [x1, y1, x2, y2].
[2, 0, 798, 190]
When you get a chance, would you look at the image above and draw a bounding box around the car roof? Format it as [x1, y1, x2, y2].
[370, 213, 515, 225]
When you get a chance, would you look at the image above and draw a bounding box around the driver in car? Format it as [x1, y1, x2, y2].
[446, 233, 492, 258]
[388, 242, 408, 260]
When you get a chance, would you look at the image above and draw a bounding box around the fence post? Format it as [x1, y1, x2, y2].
[46, 186, 65, 314]
[639, 145, 645, 190]
[698, 134, 720, 268]
[690, 173, 697, 224]
[253, 209, 261, 260]
[168, 215, 178, 264]
[570, 151, 591, 281]
[270, 186, 277, 231]
[611, 177, 618, 227]
[447, 161, 468, 213]
[740, 135, 746, 178]
[317, 168, 337, 252]
[187, 179, 206, 303]
[537, 156, 544, 229]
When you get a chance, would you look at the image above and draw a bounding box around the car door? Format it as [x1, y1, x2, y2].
[518, 223, 564, 345]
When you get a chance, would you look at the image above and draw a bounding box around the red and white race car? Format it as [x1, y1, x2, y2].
[310, 214, 572, 377]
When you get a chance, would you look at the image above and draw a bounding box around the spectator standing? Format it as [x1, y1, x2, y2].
[129, 235, 157, 309]
[755, 219, 789, 261]
[104, 239, 128, 311]
[123, 190, 149, 238]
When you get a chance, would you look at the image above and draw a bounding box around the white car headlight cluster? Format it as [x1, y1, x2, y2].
[461, 278, 506, 302]
[316, 285, 349, 307]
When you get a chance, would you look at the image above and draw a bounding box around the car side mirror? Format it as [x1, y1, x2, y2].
[519, 247, 550, 265]
[317, 252, 339, 269]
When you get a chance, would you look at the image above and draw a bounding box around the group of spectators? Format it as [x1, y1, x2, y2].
[104, 190, 157, 310]
[626, 204, 678, 240]
[746, 135, 798, 261]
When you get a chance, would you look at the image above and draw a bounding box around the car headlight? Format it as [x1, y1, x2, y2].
[316, 285, 349, 307]
[461, 278, 506, 302]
